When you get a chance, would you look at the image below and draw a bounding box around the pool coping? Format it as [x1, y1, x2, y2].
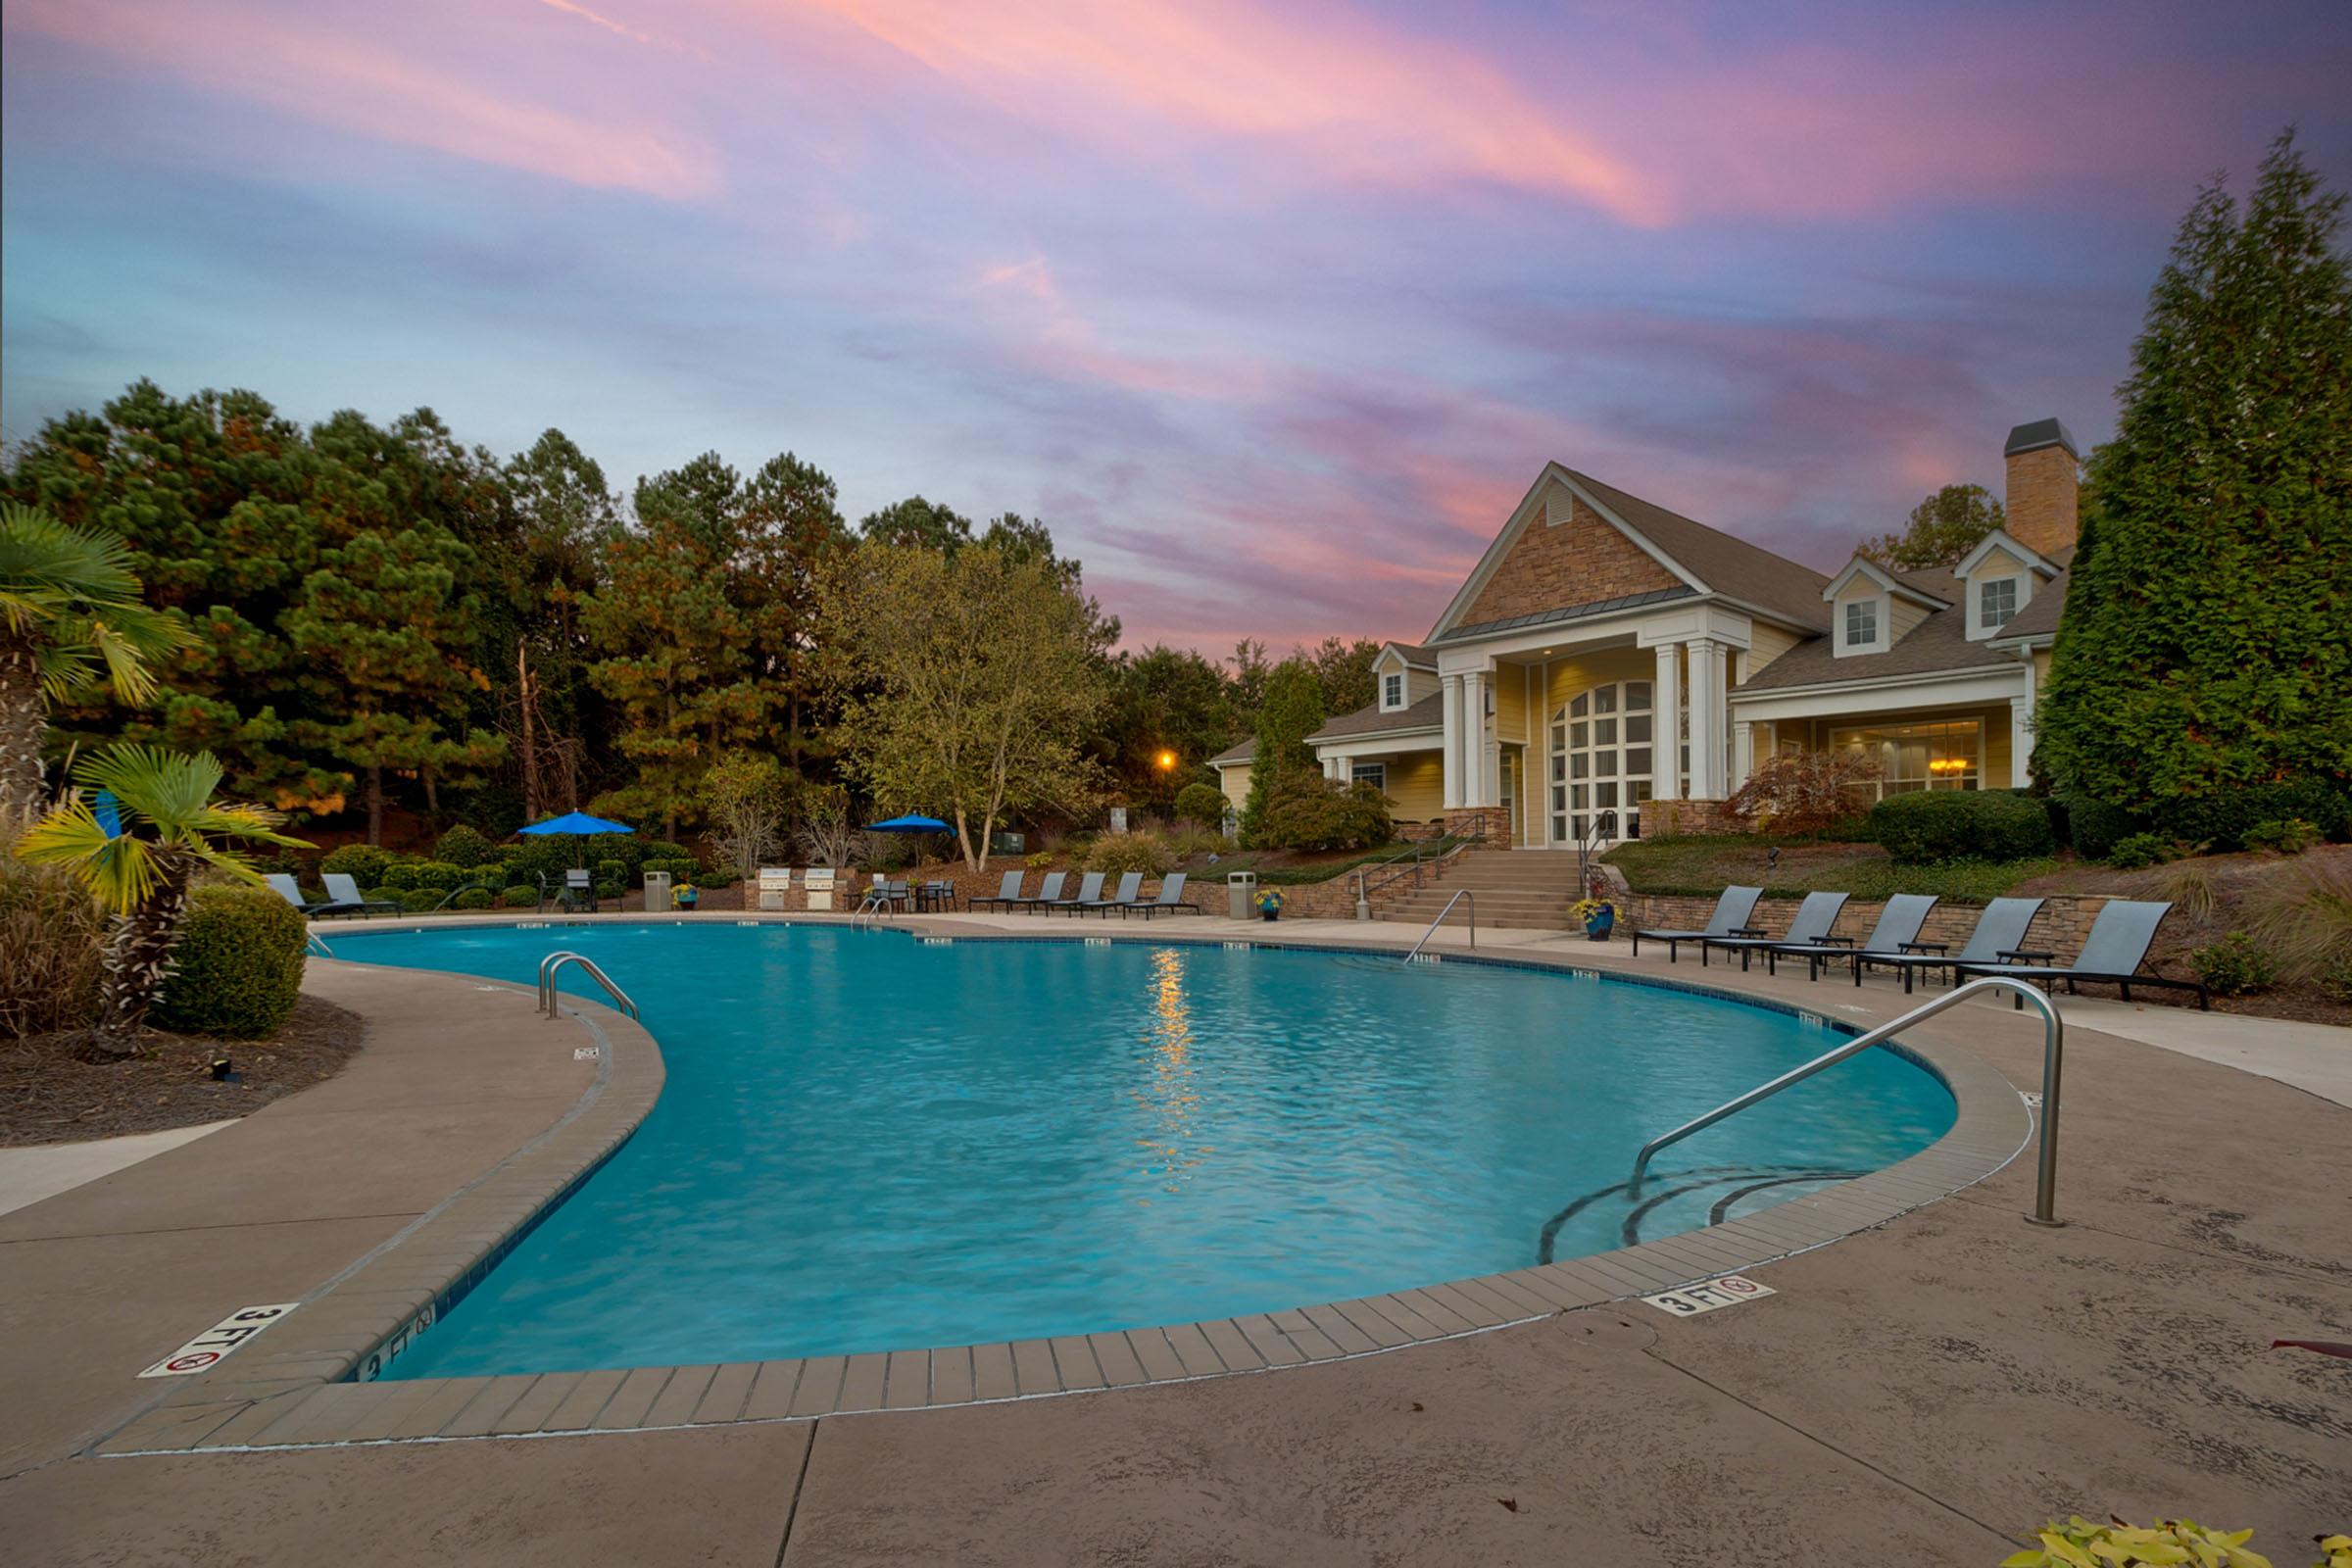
[94, 912, 2033, 1455]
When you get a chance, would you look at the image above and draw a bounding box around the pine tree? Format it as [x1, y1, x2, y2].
[2038, 133, 2352, 829]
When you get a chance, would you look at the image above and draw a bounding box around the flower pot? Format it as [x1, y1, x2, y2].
[1585, 911, 1614, 942]
[1260, 908, 1279, 922]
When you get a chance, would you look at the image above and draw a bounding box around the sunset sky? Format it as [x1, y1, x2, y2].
[5, 0, 2349, 651]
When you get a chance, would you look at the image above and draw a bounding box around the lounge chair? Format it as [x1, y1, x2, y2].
[1630, 886, 1764, 962]
[969, 871, 1026, 911]
[1699, 891, 1849, 971]
[1010, 871, 1066, 913]
[1853, 897, 2045, 993]
[1078, 871, 1144, 915]
[318, 872, 403, 918]
[266, 873, 353, 917]
[1123, 872, 1200, 918]
[1044, 871, 1105, 914]
[1764, 893, 1936, 981]
[1955, 898, 2208, 1010]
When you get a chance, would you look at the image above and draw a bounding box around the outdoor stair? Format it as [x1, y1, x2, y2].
[1375, 848, 1602, 932]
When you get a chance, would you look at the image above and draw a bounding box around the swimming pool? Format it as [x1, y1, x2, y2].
[336, 923, 1954, 1379]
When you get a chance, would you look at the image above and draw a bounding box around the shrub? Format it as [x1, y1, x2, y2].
[2323, 949, 2352, 1004]
[2103, 832, 2174, 870]
[645, 840, 700, 869]
[1258, 775, 1394, 853]
[1024, 851, 1053, 870]
[2191, 932, 2278, 997]
[433, 822, 499, 866]
[362, 885, 402, 906]
[399, 889, 443, 912]
[2155, 859, 2220, 920]
[1087, 830, 1176, 877]
[451, 888, 495, 910]
[2150, 777, 2352, 852]
[1725, 752, 1880, 835]
[319, 843, 393, 889]
[501, 884, 540, 908]
[2061, 796, 2142, 860]
[0, 836, 104, 1039]
[2241, 816, 2322, 856]
[153, 884, 308, 1038]
[1173, 782, 1229, 828]
[1869, 790, 2054, 865]
[1167, 828, 1227, 859]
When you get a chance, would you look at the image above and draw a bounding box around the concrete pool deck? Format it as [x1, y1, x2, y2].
[2, 912, 2345, 1563]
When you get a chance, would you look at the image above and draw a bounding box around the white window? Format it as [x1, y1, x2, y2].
[1548, 681, 1653, 843]
[1979, 577, 2018, 629]
[1382, 672, 1403, 709]
[1350, 761, 1388, 793]
[1830, 720, 1983, 799]
[1843, 599, 1879, 649]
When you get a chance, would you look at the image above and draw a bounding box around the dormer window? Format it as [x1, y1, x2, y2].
[1844, 599, 1879, 649]
[1979, 577, 2018, 630]
[1382, 672, 1404, 709]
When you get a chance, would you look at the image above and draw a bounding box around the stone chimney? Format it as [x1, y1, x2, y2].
[2003, 417, 2080, 557]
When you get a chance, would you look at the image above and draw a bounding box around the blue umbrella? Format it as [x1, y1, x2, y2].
[518, 810, 634, 836]
[866, 814, 951, 832]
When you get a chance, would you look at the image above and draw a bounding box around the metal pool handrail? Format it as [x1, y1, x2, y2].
[1404, 889, 1475, 960]
[537, 951, 639, 1021]
[305, 930, 335, 958]
[1629, 975, 2066, 1226]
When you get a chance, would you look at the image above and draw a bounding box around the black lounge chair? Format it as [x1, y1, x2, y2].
[1766, 893, 1937, 981]
[1123, 872, 1200, 918]
[1854, 897, 2045, 993]
[266, 872, 355, 918]
[1045, 871, 1105, 914]
[1079, 871, 1144, 915]
[1631, 886, 1763, 962]
[319, 872, 404, 918]
[1700, 891, 1848, 971]
[1009, 871, 1066, 913]
[1955, 898, 2208, 1010]
[856, 877, 911, 916]
[969, 871, 1026, 911]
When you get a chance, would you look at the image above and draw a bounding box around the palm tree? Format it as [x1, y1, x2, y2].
[0, 502, 190, 823]
[17, 745, 308, 1054]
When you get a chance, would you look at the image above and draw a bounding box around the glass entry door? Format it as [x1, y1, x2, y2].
[1548, 681, 1654, 843]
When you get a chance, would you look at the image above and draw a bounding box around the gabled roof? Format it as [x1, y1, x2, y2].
[1952, 528, 2063, 581]
[1987, 569, 2070, 644]
[1733, 600, 2015, 693]
[1377, 640, 1438, 669]
[1822, 555, 1951, 608]
[1427, 463, 1834, 643]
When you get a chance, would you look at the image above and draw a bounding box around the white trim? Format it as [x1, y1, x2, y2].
[1836, 594, 1887, 657]
[1653, 642, 1682, 802]
[1312, 726, 1443, 760]
[1821, 556, 1947, 608]
[1952, 527, 2061, 581]
[1967, 573, 2023, 640]
[1349, 760, 1388, 793]
[1729, 666, 2029, 723]
[1380, 669, 1406, 710]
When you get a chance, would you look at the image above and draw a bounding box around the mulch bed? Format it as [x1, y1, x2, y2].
[0, 995, 368, 1149]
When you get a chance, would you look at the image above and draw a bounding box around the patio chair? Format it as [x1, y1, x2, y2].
[1853, 897, 2045, 994]
[1122, 872, 1200, 918]
[549, 867, 600, 913]
[856, 876, 910, 916]
[1954, 898, 2208, 1010]
[1699, 891, 1848, 971]
[1630, 886, 1764, 962]
[1764, 893, 1937, 981]
[265, 872, 354, 918]
[969, 871, 1026, 911]
[1010, 871, 1066, 913]
[1078, 871, 1143, 915]
[1044, 871, 1104, 914]
[318, 873, 403, 918]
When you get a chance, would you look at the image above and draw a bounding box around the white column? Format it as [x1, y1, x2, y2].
[2011, 656, 2037, 787]
[1652, 642, 1683, 801]
[1458, 669, 1489, 808]
[1732, 719, 1755, 792]
[1440, 674, 1462, 808]
[1687, 637, 1723, 798]
[1326, 754, 1351, 784]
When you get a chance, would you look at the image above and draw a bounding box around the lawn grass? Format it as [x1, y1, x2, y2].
[1603, 833, 2059, 904]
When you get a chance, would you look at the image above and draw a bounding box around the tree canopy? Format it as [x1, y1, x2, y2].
[1859, 483, 2006, 570]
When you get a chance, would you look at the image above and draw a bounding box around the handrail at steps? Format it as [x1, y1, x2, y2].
[1629, 974, 2065, 1225]
[1355, 813, 1494, 908]
[1404, 889, 1475, 960]
[537, 951, 640, 1021]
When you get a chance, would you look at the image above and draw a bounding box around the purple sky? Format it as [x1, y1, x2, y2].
[5, 1, 2348, 651]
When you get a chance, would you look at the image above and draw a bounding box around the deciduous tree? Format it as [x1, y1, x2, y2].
[1859, 484, 2006, 570]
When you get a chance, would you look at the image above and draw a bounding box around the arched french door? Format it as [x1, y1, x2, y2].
[1548, 680, 1655, 843]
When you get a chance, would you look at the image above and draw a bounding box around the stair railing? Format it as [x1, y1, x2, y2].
[1574, 808, 1619, 900]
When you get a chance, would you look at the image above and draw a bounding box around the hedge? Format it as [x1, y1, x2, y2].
[1869, 790, 2054, 865]
[319, 844, 393, 889]
[154, 884, 309, 1039]
[501, 884, 540, 907]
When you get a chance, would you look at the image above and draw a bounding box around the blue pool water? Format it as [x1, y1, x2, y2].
[336, 924, 1954, 1377]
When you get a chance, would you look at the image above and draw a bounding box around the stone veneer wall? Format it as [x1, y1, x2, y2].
[1617, 892, 2110, 965]
[1458, 490, 1682, 626]
[1642, 799, 1739, 837]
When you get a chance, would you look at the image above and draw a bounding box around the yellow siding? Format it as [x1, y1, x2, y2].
[1889, 596, 1933, 641]
[1494, 664, 1529, 745]
[1382, 752, 1445, 821]
[1218, 763, 1251, 811]
[1743, 622, 1806, 683]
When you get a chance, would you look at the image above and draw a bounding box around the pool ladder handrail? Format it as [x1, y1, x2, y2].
[1404, 889, 1475, 960]
[537, 951, 639, 1021]
[1629, 974, 2066, 1225]
[304, 929, 335, 958]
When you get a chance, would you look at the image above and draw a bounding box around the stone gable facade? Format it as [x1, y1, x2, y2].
[1459, 491, 1681, 626]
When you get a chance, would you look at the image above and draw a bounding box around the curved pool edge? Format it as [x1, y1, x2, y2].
[99, 912, 2031, 1454]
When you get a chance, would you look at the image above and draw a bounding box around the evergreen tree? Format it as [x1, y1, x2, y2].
[859, 495, 973, 552]
[1238, 660, 1325, 847]
[2038, 132, 2352, 823]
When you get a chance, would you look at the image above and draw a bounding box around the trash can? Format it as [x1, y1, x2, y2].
[643, 869, 672, 909]
[1226, 870, 1258, 920]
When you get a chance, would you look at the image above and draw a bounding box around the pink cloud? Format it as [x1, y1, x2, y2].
[7, 0, 720, 199]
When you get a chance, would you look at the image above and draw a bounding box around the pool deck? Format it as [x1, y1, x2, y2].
[2, 911, 2345, 1563]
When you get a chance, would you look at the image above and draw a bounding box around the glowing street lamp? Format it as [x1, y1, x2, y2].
[1154, 749, 1178, 773]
